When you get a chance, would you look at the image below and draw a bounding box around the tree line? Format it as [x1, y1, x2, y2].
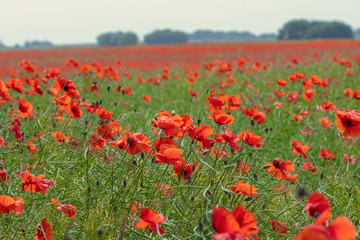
[1, 20, 359, 49]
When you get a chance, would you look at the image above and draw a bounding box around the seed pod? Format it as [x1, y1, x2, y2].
[198, 218, 204, 232]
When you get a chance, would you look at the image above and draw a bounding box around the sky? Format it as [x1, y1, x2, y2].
[0, 0, 359, 45]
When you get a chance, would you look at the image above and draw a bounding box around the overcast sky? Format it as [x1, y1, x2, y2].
[0, 0, 359, 45]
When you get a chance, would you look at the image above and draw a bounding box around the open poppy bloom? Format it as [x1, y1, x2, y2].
[0, 195, 24, 215]
[0, 168, 9, 182]
[290, 140, 310, 159]
[208, 109, 235, 125]
[276, 78, 287, 86]
[342, 154, 356, 163]
[238, 130, 263, 148]
[319, 101, 336, 112]
[335, 109, 360, 138]
[34, 218, 52, 240]
[19, 171, 54, 194]
[134, 207, 166, 235]
[302, 89, 316, 101]
[269, 220, 287, 238]
[214, 128, 240, 151]
[265, 158, 298, 183]
[301, 161, 317, 172]
[65, 100, 83, 118]
[211, 204, 258, 239]
[320, 117, 332, 128]
[50, 198, 76, 217]
[294, 216, 356, 240]
[27, 141, 38, 153]
[173, 162, 198, 181]
[110, 131, 152, 156]
[228, 180, 256, 199]
[18, 98, 33, 119]
[305, 192, 331, 219]
[142, 94, 151, 103]
[241, 107, 265, 124]
[155, 183, 172, 196]
[319, 149, 334, 161]
[51, 131, 69, 145]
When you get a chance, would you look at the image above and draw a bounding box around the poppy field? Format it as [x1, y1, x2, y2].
[0, 40, 360, 239]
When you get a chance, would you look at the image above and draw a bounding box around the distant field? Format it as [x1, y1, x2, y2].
[0, 40, 359, 239]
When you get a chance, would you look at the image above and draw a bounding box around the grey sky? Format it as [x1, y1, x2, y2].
[0, 0, 359, 45]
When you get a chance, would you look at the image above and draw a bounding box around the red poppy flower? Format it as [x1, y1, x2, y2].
[335, 109, 360, 138]
[27, 141, 38, 153]
[302, 89, 316, 102]
[301, 161, 317, 172]
[34, 218, 52, 240]
[51, 131, 69, 145]
[238, 130, 263, 148]
[65, 100, 82, 118]
[18, 98, 33, 119]
[276, 78, 287, 87]
[241, 107, 265, 124]
[265, 158, 298, 183]
[19, 171, 54, 194]
[50, 198, 76, 217]
[142, 95, 151, 103]
[134, 207, 166, 235]
[319, 101, 336, 113]
[294, 216, 356, 240]
[305, 192, 331, 219]
[319, 149, 334, 161]
[208, 110, 235, 125]
[342, 154, 356, 163]
[155, 183, 172, 196]
[290, 140, 310, 159]
[269, 220, 287, 238]
[188, 88, 198, 98]
[320, 117, 332, 128]
[173, 162, 198, 181]
[214, 128, 240, 151]
[110, 131, 152, 156]
[0, 169, 9, 182]
[0, 195, 24, 215]
[211, 204, 258, 237]
[228, 180, 256, 198]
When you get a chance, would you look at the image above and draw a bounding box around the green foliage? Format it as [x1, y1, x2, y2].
[278, 19, 354, 40]
[24, 40, 53, 49]
[144, 29, 188, 44]
[97, 31, 138, 46]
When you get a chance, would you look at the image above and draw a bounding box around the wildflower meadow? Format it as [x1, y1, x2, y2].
[0, 40, 359, 239]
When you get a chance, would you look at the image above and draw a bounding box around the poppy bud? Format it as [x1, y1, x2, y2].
[83, 131, 87, 136]
[236, 159, 242, 165]
[132, 160, 137, 165]
[122, 179, 127, 187]
[171, 110, 176, 116]
[206, 89, 209, 93]
[192, 164, 196, 172]
[178, 173, 182, 181]
[231, 148, 235, 154]
[140, 182, 143, 187]
[210, 142, 215, 148]
[114, 102, 118, 107]
[320, 172, 324, 179]
[87, 186, 91, 193]
[134, 108, 137, 113]
[253, 173, 258, 181]
[140, 151, 145, 160]
[210, 180, 214, 186]
[53, 122, 56, 128]
[191, 139, 195, 144]
[295, 186, 308, 198]
[99, 100, 103, 105]
[223, 159, 228, 165]
[97, 228, 105, 236]
[64, 235, 72, 240]
[85, 120, 88, 125]
[198, 218, 204, 232]
[96, 180, 99, 186]
[127, 137, 132, 144]
[107, 86, 110, 92]
[250, 120, 256, 126]
[186, 175, 192, 184]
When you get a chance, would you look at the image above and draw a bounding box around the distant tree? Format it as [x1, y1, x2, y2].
[0, 41, 5, 49]
[96, 31, 138, 46]
[257, 33, 276, 41]
[188, 30, 257, 42]
[354, 28, 360, 38]
[303, 22, 353, 39]
[24, 40, 53, 49]
[278, 20, 354, 40]
[278, 20, 311, 40]
[144, 29, 188, 44]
